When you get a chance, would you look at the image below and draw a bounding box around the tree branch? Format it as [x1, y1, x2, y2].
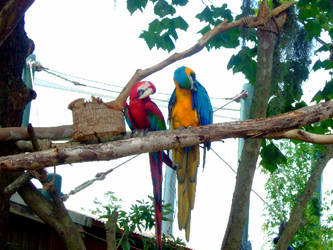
[267, 129, 333, 144]
[17, 182, 86, 250]
[1, 101, 333, 171]
[0, 125, 73, 141]
[275, 144, 333, 249]
[0, 0, 35, 47]
[107, 1, 295, 110]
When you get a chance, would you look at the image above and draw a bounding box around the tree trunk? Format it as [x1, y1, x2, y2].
[221, 3, 277, 248]
[0, 1, 85, 249]
[0, 1, 35, 247]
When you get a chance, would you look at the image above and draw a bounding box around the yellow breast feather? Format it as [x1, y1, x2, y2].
[171, 82, 199, 129]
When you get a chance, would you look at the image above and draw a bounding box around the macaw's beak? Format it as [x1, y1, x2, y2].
[138, 87, 154, 99]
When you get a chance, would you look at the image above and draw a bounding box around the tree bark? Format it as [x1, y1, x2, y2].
[0, 125, 73, 141]
[221, 1, 277, 248]
[275, 144, 333, 249]
[0, 1, 35, 247]
[106, 211, 118, 250]
[2, 100, 333, 171]
[17, 182, 86, 250]
[0, 1, 85, 249]
[0, 0, 34, 47]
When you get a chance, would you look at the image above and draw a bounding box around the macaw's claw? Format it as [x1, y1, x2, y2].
[131, 129, 147, 137]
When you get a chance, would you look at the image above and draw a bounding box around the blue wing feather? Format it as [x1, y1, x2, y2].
[192, 80, 213, 126]
[192, 80, 213, 149]
[168, 88, 176, 125]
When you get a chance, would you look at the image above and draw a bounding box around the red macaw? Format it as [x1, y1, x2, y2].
[124, 81, 169, 250]
[168, 66, 213, 241]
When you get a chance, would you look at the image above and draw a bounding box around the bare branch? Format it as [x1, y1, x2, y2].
[267, 129, 333, 144]
[0, 125, 73, 141]
[107, 1, 295, 110]
[1, 100, 333, 171]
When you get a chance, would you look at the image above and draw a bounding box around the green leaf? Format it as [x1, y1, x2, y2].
[312, 59, 324, 71]
[312, 79, 333, 102]
[313, 59, 333, 71]
[139, 31, 157, 50]
[172, 0, 188, 6]
[171, 16, 189, 31]
[207, 26, 240, 49]
[227, 47, 257, 84]
[196, 6, 214, 24]
[304, 19, 322, 38]
[212, 4, 233, 21]
[127, 0, 148, 14]
[159, 33, 175, 51]
[260, 142, 287, 173]
[154, 0, 176, 18]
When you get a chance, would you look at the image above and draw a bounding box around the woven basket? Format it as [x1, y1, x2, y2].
[68, 97, 125, 142]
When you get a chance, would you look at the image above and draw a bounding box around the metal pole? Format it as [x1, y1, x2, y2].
[162, 151, 176, 236]
[21, 54, 36, 126]
[239, 83, 254, 250]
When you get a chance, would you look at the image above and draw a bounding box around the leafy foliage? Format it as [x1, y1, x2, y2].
[139, 16, 188, 51]
[267, 6, 312, 118]
[227, 46, 257, 84]
[125, 1, 333, 247]
[312, 79, 333, 102]
[127, 0, 148, 14]
[260, 140, 287, 173]
[296, 0, 333, 89]
[90, 192, 185, 249]
[196, 4, 240, 50]
[263, 141, 333, 249]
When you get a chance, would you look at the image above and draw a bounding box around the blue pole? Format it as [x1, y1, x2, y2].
[21, 54, 36, 127]
[239, 83, 254, 250]
[162, 154, 176, 236]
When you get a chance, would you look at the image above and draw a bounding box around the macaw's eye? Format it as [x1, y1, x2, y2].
[137, 89, 145, 97]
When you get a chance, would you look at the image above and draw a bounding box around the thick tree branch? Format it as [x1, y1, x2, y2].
[268, 129, 333, 144]
[108, 1, 295, 110]
[0, 125, 73, 141]
[0, 0, 35, 47]
[222, 0, 278, 247]
[275, 144, 333, 249]
[1, 101, 333, 171]
[17, 182, 86, 250]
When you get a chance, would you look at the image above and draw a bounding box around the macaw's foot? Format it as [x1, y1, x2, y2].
[131, 129, 148, 137]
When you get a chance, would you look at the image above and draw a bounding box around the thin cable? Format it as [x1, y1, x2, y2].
[37, 63, 244, 106]
[62, 154, 140, 201]
[210, 147, 283, 219]
[213, 90, 247, 113]
[44, 67, 124, 90]
[42, 68, 123, 95]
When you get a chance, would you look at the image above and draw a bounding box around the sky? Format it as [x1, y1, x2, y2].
[23, 1, 332, 249]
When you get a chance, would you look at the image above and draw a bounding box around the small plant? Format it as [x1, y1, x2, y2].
[89, 192, 186, 249]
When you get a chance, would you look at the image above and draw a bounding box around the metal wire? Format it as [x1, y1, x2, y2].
[62, 154, 140, 201]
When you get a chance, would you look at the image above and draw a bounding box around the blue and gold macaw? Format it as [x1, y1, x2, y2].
[124, 81, 172, 250]
[168, 66, 213, 241]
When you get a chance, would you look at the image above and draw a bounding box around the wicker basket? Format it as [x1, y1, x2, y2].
[68, 97, 126, 142]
